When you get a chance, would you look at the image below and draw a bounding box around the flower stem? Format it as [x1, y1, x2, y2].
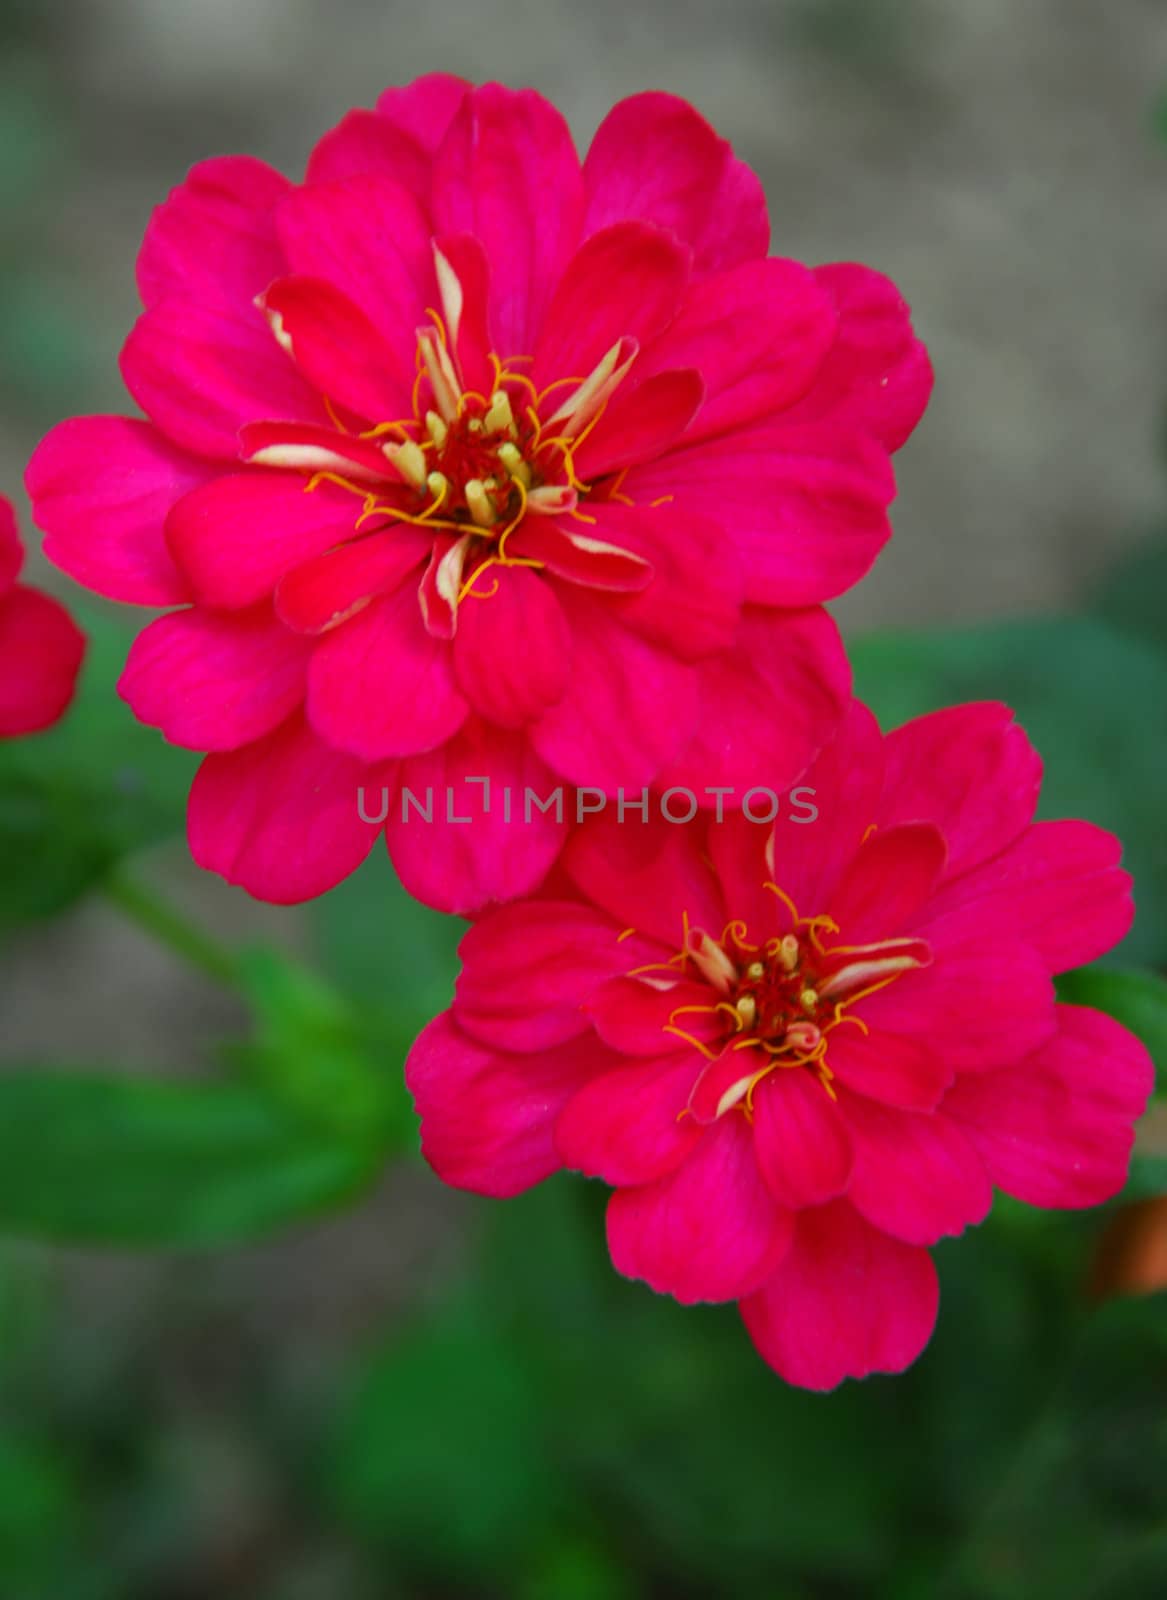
[103, 869, 239, 989]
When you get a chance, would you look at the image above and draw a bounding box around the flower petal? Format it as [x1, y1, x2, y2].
[306, 108, 432, 195]
[453, 566, 570, 729]
[0, 497, 21, 595]
[585, 976, 715, 1057]
[118, 605, 308, 751]
[275, 526, 430, 635]
[945, 1003, 1154, 1209]
[453, 898, 634, 1052]
[307, 582, 468, 761]
[532, 221, 689, 391]
[607, 1115, 793, 1304]
[785, 263, 932, 451]
[637, 258, 836, 443]
[577, 500, 743, 662]
[26, 417, 208, 605]
[825, 1026, 953, 1112]
[277, 175, 434, 343]
[752, 1069, 854, 1209]
[740, 1201, 938, 1390]
[187, 713, 388, 903]
[166, 471, 361, 608]
[120, 299, 326, 459]
[0, 586, 85, 737]
[386, 721, 571, 916]
[840, 1092, 991, 1245]
[433, 83, 585, 356]
[625, 422, 895, 607]
[531, 587, 699, 791]
[259, 276, 416, 420]
[572, 368, 705, 481]
[920, 819, 1134, 975]
[562, 808, 723, 948]
[137, 155, 291, 312]
[407, 1011, 607, 1198]
[877, 702, 1043, 878]
[661, 605, 850, 799]
[827, 822, 947, 942]
[556, 1052, 702, 1186]
[582, 92, 768, 274]
[859, 934, 1057, 1072]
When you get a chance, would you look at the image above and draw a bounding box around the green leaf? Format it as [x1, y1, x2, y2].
[0, 599, 193, 935]
[0, 1071, 383, 1247]
[1056, 966, 1167, 1074]
[850, 616, 1167, 966]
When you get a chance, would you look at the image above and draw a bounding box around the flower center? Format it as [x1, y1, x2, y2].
[630, 882, 931, 1124]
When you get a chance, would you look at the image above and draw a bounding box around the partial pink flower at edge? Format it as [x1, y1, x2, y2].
[0, 496, 85, 738]
[25, 76, 930, 914]
[406, 700, 1154, 1390]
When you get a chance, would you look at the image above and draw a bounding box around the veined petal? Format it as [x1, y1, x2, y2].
[827, 823, 947, 943]
[752, 1067, 854, 1209]
[137, 155, 291, 312]
[0, 586, 85, 737]
[582, 91, 769, 273]
[187, 713, 389, 903]
[26, 416, 206, 605]
[606, 1116, 793, 1304]
[307, 582, 468, 760]
[433, 83, 585, 356]
[275, 526, 429, 635]
[840, 1092, 992, 1245]
[562, 808, 723, 949]
[120, 299, 327, 459]
[572, 368, 704, 481]
[556, 1053, 702, 1186]
[453, 565, 570, 729]
[119, 604, 308, 750]
[258, 276, 416, 421]
[740, 1202, 938, 1390]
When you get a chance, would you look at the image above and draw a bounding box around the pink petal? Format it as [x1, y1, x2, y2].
[453, 566, 570, 729]
[276, 527, 430, 635]
[752, 1068, 854, 1209]
[578, 500, 742, 662]
[137, 155, 291, 312]
[166, 471, 361, 608]
[0, 495, 24, 596]
[120, 299, 326, 459]
[406, 1011, 606, 1199]
[531, 587, 699, 791]
[305, 112, 430, 197]
[825, 1026, 953, 1112]
[828, 822, 947, 943]
[432, 232, 494, 395]
[877, 702, 1042, 878]
[585, 976, 716, 1057]
[277, 175, 434, 343]
[785, 263, 933, 451]
[0, 585, 85, 737]
[386, 721, 570, 915]
[572, 368, 705, 481]
[375, 74, 472, 152]
[433, 83, 585, 356]
[562, 806, 724, 948]
[259, 276, 415, 420]
[532, 221, 689, 390]
[307, 582, 467, 761]
[453, 898, 637, 1052]
[507, 517, 652, 593]
[26, 416, 208, 605]
[556, 1052, 702, 1186]
[840, 1092, 991, 1245]
[661, 605, 850, 799]
[187, 713, 389, 903]
[625, 422, 895, 607]
[237, 420, 403, 482]
[582, 92, 769, 274]
[740, 1201, 938, 1390]
[606, 1115, 792, 1304]
[945, 1003, 1154, 1209]
[763, 699, 885, 913]
[920, 819, 1134, 976]
[118, 604, 308, 751]
[705, 810, 785, 940]
[859, 934, 1057, 1072]
[637, 258, 836, 443]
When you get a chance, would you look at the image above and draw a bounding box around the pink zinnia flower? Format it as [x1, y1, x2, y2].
[0, 496, 84, 737]
[407, 701, 1153, 1389]
[26, 77, 929, 912]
